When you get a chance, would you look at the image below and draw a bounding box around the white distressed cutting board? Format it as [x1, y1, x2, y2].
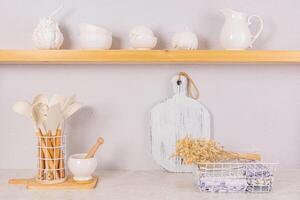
[150, 75, 211, 172]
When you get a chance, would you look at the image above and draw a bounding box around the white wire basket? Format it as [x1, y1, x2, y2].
[36, 130, 67, 184]
[194, 162, 278, 193]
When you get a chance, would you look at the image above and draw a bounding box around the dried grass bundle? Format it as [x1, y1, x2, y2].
[174, 137, 261, 165]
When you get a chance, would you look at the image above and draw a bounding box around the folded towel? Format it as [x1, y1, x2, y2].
[196, 163, 274, 193]
[198, 177, 247, 192]
[246, 185, 272, 192]
[244, 164, 273, 192]
[244, 164, 272, 178]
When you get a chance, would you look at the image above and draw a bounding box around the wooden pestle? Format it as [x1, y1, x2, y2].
[85, 137, 104, 159]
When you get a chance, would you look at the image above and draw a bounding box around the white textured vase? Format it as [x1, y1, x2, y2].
[32, 17, 64, 49]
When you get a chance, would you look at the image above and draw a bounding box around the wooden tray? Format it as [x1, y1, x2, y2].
[9, 176, 98, 190]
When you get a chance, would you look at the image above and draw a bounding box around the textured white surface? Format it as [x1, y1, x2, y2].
[1, 0, 300, 170]
[32, 17, 64, 49]
[150, 75, 211, 172]
[172, 31, 199, 50]
[1, 169, 300, 200]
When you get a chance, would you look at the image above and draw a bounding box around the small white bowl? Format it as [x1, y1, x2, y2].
[79, 32, 112, 49]
[129, 26, 154, 38]
[68, 153, 97, 181]
[79, 23, 112, 36]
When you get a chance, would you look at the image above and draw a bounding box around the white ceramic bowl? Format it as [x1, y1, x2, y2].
[129, 26, 154, 37]
[129, 35, 157, 50]
[68, 153, 97, 181]
[79, 23, 112, 35]
[79, 32, 112, 49]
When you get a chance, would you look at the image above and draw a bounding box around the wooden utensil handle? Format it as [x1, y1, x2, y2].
[60, 152, 65, 178]
[8, 178, 28, 185]
[38, 141, 45, 180]
[237, 153, 261, 161]
[54, 129, 62, 179]
[85, 137, 104, 159]
[36, 131, 55, 169]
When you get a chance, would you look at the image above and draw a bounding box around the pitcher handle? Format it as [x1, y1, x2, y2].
[248, 15, 264, 48]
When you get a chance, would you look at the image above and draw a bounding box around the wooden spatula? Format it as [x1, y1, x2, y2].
[85, 137, 104, 159]
[46, 104, 63, 135]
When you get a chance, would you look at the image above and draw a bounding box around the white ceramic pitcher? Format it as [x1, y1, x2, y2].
[220, 8, 263, 50]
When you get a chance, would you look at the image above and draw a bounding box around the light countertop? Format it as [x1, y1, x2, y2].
[1, 169, 300, 200]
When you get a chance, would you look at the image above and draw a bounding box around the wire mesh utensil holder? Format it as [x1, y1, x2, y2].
[36, 130, 67, 184]
[194, 162, 278, 193]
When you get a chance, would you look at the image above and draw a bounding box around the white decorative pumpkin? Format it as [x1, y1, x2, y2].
[172, 31, 198, 50]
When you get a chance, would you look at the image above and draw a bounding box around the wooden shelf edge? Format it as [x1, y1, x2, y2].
[0, 50, 300, 64]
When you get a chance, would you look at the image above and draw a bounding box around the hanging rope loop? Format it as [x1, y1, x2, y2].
[178, 72, 199, 100]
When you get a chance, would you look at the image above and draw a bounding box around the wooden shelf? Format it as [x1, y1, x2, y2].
[0, 50, 300, 64]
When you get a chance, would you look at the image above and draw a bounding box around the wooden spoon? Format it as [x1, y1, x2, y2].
[49, 94, 65, 107]
[62, 95, 76, 112]
[46, 104, 63, 135]
[64, 102, 83, 120]
[85, 137, 104, 159]
[12, 101, 32, 118]
[33, 94, 48, 105]
[32, 103, 47, 135]
[228, 152, 261, 161]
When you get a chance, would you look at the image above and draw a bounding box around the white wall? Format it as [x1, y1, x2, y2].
[0, 0, 300, 170]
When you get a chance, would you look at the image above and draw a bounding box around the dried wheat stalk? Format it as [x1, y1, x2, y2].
[174, 137, 261, 164]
